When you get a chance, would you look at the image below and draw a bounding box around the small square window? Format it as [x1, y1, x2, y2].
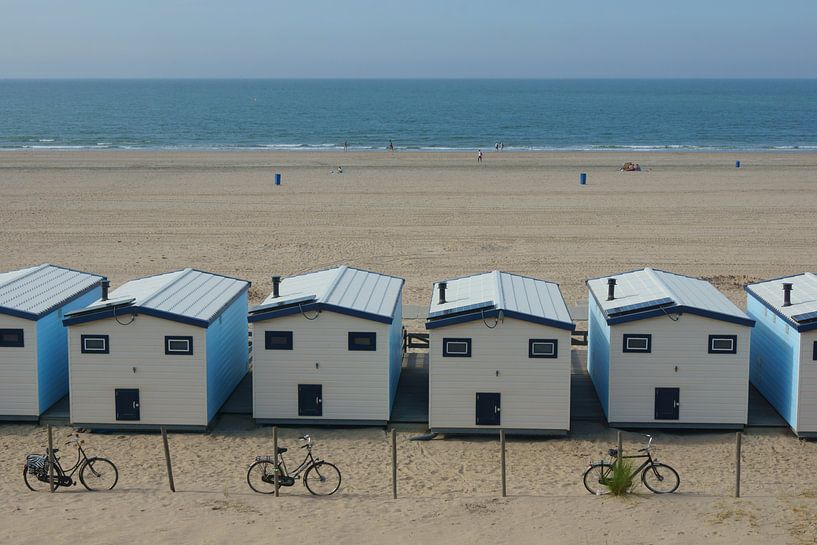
[165, 336, 193, 355]
[623, 334, 651, 353]
[265, 331, 293, 350]
[708, 335, 737, 354]
[529, 339, 558, 358]
[443, 338, 472, 357]
[348, 332, 376, 351]
[0, 328, 24, 348]
[81, 334, 109, 354]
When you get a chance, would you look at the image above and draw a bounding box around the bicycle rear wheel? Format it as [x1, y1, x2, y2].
[247, 461, 282, 494]
[641, 463, 680, 494]
[304, 461, 341, 496]
[80, 457, 119, 491]
[23, 462, 63, 492]
[582, 462, 613, 495]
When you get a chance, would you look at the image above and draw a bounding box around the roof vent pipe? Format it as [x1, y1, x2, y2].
[272, 276, 281, 298]
[101, 280, 110, 301]
[783, 283, 793, 307]
[607, 278, 617, 301]
[438, 282, 447, 304]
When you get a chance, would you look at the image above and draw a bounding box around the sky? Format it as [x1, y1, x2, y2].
[1, 0, 816, 78]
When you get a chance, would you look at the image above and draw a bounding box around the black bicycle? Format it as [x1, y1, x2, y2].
[24, 433, 119, 492]
[247, 434, 341, 496]
[583, 434, 680, 494]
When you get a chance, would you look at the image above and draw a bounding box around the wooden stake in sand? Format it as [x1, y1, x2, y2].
[391, 428, 397, 499]
[273, 426, 279, 497]
[47, 424, 55, 493]
[617, 430, 623, 466]
[735, 431, 742, 498]
[161, 426, 176, 493]
[500, 429, 507, 498]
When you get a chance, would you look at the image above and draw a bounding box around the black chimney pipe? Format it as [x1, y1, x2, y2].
[439, 281, 447, 304]
[783, 283, 793, 307]
[101, 280, 110, 301]
[272, 276, 281, 298]
[607, 278, 617, 301]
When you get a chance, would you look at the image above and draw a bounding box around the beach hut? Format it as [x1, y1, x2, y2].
[0, 264, 104, 421]
[425, 271, 575, 435]
[63, 268, 250, 430]
[745, 274, 817, 437]
[586, 268, 755, 428]
[249, 266, 404, 425]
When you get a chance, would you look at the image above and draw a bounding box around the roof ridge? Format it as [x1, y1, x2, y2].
[642, 268, 679, 305]
[139, 268, 194, 307]
[0, 264, 49, 293]
[319, 265, 348, 303]
[492, 270, 506, 310]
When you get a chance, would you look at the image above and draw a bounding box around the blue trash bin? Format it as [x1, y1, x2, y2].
[580, 172, 587, 185]
[275, 172, 282, 185]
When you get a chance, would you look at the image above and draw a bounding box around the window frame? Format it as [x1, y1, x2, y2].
[0, 328, 24, 348]
[265, 331, 293, 350]
[622, 334, 652, 353]
[708, 334, 737, 355]
[528, 338, 558, 359]
[164, 336, 194, 355]
[81, 334, 109, 354]
[348, 331, 377, 351]
[442, 337, 472, 358]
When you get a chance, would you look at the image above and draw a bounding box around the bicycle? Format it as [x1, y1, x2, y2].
[583, 434, 680, 494]
[247, 434, 341, 496]
[23, 433, 119, 492]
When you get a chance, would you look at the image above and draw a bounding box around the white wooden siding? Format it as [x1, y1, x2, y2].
[797, 330, 817, 433]
[252, 311, 390, 421]
[68, 315, 207, 426]
[0, 315, 38, 416]
[609, 314, 750, 425]
[428, 317, 571, 431]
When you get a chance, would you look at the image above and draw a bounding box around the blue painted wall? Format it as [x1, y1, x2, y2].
[387, 298, 403, 413]
[205, 290, 249, 422]
[587, 296, 611, 417]
[36, 287, 101, 414]
[747, 295, 800, 429]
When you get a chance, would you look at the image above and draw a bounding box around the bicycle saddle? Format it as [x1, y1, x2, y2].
[277, 447, 287, 454]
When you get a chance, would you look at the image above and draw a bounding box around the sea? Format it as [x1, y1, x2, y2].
[0, 79, 815, 152]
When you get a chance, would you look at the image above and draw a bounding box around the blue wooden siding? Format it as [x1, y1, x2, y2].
[36, 287, 100, 413]
[587, 297, 611, 417]
[387, 298, 403, 413]
[205, 290, 249, 422]
[747, 295, 800, 429]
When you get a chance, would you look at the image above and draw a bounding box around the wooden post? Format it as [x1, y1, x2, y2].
[160, 426, 176, 493]
[273, 426, 280, 497]
[735, 432, 742, 498]
[391, 428, 397, 499]
[617, 430, 623, 466]
[500, 429, 507, 498]
[47, 425, 55, 493]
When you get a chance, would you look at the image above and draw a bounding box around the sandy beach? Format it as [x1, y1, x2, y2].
[2, 151, 817, 544]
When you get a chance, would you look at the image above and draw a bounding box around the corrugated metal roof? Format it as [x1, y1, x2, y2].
[252, 266, 404, 322]
[0, 264, 104, 320]
[746, 273, 817, 325]
[426, 271, 573, 329]
[65, 268, 249, 327]
[587, 268, 752, 325]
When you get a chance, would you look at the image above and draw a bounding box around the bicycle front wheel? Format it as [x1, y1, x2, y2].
[80, 457, 119, 491]
[582, 462, 614, 495]
[23, 462, 63, 492]
[247, 461, 281, 494]
[304, 461, 341, 496]
[641, 463, 680, 494]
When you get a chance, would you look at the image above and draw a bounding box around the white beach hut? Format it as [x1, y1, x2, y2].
[0, 264, 104, 420]
[746, 273, 817, 437]
[586, 268, 755, 428]
[63, 268, 250, 430]
[249, 266, 404, 425]
[425, 271, 575, 435]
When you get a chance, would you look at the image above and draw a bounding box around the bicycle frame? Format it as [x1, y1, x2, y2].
[50, 442, 91, 479]
[606, 450, 659, 481]
[277, 448, 320, 480]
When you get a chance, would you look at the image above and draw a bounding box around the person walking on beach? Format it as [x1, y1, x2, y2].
[344, 140, 348, 152]
[477, 149, 483, 163]
[388, 140, 394, 151]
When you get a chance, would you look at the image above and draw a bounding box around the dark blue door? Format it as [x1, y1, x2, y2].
[654, 388, 680, 420]
[115, 389, 140, 421]
[298, 384, 323, 417]
[475, 392, 501, 426]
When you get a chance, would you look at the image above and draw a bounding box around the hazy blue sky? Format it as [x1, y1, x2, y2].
[1, 0, 815, 78]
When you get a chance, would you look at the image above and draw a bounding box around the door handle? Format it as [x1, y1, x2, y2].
[495, 406, 500, 413]
[673, 401, 679, 408]
[316, 397, 322, 404]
